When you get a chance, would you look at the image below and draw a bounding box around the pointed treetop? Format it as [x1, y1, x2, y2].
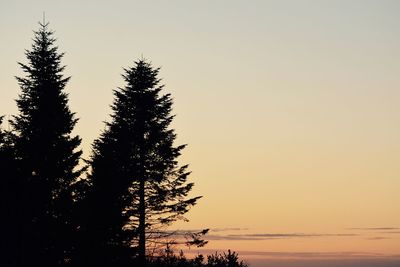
[39, 12, 49, 29]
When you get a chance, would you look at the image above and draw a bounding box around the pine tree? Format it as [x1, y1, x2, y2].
[87, 59, 203, 266]
[11, 22, 83, 266]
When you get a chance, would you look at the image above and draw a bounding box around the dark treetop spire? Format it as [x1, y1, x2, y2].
[84, 59, 205, 267]
[11, 21, 83, 266]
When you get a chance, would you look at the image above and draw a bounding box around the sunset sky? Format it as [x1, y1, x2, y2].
[1, 1, 399, 266]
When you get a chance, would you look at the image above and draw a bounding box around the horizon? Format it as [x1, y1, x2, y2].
[1, 1, 399, 266]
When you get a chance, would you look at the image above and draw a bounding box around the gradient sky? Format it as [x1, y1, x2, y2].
[1, 1, 400, 266]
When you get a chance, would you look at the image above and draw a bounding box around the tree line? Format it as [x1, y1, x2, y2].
[0, 22, 247, 267]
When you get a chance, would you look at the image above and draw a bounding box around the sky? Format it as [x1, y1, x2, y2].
[1, 1, 400, 266]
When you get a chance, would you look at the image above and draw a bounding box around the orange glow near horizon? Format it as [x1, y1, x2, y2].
[1, 1, 400, 266]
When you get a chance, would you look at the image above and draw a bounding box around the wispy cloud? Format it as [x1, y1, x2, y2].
[205, 232, 357, 241]
[211, 227, 249, 232]
[348, 227, 400, 231]
[168, 227, 248, 234]
[184, 249, 400, 260]
[170, 227, 400, 242]
[366, 236, 391, 240]
[243, 233, 357, 237]
[346, 227, 400, 238]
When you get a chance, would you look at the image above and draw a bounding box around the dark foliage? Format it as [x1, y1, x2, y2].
[148, 250, 248, 267]
[0, 117, 19, 267]
[205, 250, 248, 267]
[1, 21, 248, 267]
[84, 59, 203, 266]
[9, 22, 84, 266]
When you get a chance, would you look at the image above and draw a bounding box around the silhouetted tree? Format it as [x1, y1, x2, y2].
[206, 250, 248, 267]
[148, 249, 248, 267]
[86, 59, 203, 266]
[0, 117, 19, 267]
[10, 22, 83, 266]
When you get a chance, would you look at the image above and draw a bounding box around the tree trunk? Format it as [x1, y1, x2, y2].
[138, 177, 146, 266]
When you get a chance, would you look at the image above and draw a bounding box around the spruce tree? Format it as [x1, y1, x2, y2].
[87, 59, 202, 266]
[11, 22, 83, 266]
[0, 117, 19, 267]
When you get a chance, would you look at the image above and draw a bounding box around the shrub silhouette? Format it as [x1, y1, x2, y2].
[148, 249, 248, 267]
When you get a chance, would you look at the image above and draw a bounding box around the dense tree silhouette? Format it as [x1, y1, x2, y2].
[85, 59, 203, 266]
[148, 249, 248, 267]
[1, 21, 248, 267]
[10, 22, 84, 266]
[0, 117, 19, 267]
